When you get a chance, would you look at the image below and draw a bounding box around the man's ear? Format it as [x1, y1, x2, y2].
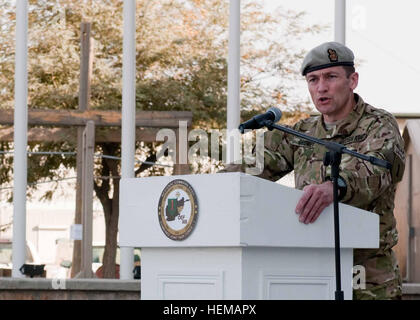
[349, 72, 359, 90]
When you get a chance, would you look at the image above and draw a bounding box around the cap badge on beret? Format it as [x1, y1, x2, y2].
[327, 49, 338, 62]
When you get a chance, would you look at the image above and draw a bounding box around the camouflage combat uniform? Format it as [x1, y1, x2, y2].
[225, 94, 405, 299]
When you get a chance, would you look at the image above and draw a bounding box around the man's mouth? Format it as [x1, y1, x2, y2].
[318, 97, 331, 104]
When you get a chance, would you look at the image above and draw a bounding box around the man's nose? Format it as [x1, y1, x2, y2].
[317, 78, 328, 93]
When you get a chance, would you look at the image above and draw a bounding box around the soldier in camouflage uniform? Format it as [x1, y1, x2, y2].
[223, 42, 405, 300]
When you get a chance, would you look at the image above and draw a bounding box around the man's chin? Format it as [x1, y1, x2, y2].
[314, 105, 333, 114]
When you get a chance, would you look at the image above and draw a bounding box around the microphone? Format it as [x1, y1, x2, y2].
[238, 107, 282, 133]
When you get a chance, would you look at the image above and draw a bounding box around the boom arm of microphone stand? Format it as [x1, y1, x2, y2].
[263, 120, 392, 170]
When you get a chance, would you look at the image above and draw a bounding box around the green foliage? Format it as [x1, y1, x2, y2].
[0, 0, 322, 193]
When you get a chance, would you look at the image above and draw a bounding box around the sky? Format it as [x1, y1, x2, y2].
[262, 0, 420, 114]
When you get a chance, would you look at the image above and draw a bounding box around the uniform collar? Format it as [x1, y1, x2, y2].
[315, 93, 365, 139]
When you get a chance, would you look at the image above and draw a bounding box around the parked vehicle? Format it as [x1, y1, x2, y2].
[92, 245, 141, 279]
[0, 239, 42, 277]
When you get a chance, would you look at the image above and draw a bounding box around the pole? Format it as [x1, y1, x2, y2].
[407, 155, 413, 281]
[120, 0, 136, 280]
[76, 121, 95, 278]
[72, 21, 94, 278]
[335, 0, 346, 44]
[12, 0, 28, 278]
[227, 0, 240, 164]
[325, 151, 344, 300]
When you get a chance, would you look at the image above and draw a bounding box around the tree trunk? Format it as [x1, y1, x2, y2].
[102, 167, 120, 279]
[101, 196, 119, 278]
[94, 143, 119, 279]
[93, 142, 157, 278]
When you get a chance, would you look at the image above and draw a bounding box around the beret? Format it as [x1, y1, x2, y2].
[301, 42, 354, 76]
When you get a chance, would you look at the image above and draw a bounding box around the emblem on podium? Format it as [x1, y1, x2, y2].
[158, 179, 199, 241]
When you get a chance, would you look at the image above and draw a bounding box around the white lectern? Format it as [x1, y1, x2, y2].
[119, 173, 378, 300]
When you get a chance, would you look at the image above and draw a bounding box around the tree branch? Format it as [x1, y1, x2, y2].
[134, 152, 157, 176]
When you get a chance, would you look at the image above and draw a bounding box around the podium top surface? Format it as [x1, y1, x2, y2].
[119, 173, 379, 249]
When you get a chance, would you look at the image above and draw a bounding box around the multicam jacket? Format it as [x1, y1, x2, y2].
[225, 94, 405, 300]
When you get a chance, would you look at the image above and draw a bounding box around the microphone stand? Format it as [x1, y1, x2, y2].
[258, 120, 391, 301]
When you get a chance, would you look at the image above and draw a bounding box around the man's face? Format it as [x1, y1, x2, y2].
[305, 66, 358, 122]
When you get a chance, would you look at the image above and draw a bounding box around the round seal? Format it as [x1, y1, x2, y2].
[158, 179, 199, 241]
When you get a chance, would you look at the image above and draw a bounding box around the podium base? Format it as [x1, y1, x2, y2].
[140, 246, 353, 300]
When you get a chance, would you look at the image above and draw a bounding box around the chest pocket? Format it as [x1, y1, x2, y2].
[341, 134, 368, 147]
[290, 139, 327, 188]
[290, 139, 324, 170]
[289, 139, 314, 148]
[290, 139, 314, 159]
